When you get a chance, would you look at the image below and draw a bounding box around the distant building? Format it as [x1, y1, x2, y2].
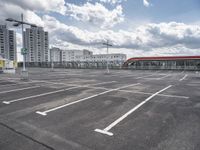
[62, 49, 92, 62]
[75, 53, 126, 64]
[50, 48, 127, 65]
[123, 56, 200, 70]
[62, 49, 126, 64]
[23, 26, 49, 62]
[0, 25, 17, 61]
[50, 47, 62, 62]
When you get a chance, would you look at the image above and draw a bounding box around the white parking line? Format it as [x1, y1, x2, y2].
[136, 74, 158, 79]
[120, 74, 141, 78]
[0, 86, 40, 94]
[179, 74, 188, 81]
[0, 80, 42, 87]
[36, 83, 140, 116]
[0, 83, 19, 87]
[88, 81, 117, 86]
[2, 81, 119, 105]
[156, 74, 171, 80]
[32, 80, 116, 87]
[94, 85, 172, 136]
[2, 86, 79, 105]
[145, 74, 171, 80]
[118, 89, 189, 99]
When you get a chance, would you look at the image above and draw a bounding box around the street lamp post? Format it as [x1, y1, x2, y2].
[21, 14, 25, 72]
[6, 13, 37, 80]
[103, 40, 112, 74]
[50, 49, 54, 71]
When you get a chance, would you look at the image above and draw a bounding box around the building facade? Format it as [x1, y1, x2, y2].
[23, 26, 49, 62]
[74, 53, 126, 64]
[50, 48, 127, 64]
[50, 47, 62, 62]
[62, 49, 92, 62]
[0, 25, 17, 61]
[123, 56, 200, 70]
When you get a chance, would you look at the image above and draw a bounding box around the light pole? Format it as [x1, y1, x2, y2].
[103, 40, 112, 74]
[6, 14, 37, 80]
[50, 49, 54, 71]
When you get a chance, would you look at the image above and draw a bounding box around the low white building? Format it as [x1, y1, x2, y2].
[50, 47, 62, 62]
[75, 53, 126, 64]
[50, 48, 127, 64]
[62, 49, 92, 62]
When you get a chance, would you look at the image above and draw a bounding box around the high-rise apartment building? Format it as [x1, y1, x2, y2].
[0, 25, 17, 61]
[23, 26, 49, 62]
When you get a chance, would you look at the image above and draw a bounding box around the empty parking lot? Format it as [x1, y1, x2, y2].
[0, 68, 200, 150]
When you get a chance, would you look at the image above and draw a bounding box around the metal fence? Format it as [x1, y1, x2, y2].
[18, 61, 124, 69]
[18, 60, 200, 71]
[123, 60, 200, 71]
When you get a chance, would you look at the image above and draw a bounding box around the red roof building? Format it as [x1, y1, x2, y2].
[123, 56, 200, 70]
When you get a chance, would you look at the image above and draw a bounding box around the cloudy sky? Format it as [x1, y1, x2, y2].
[0, 0, 200, 61]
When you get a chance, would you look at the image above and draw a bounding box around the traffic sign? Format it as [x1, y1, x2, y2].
[21, 48, 28, 55]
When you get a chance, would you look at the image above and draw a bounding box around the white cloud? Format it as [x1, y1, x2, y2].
[0, 0, 66, 15]
[99, 0, 126, 4]
[1, 1, 200, 59]
[65, 2, 124, 29]
[42, 16, 200, 57]
[143, 0, 150, 7]
[0, 2, 44, 27]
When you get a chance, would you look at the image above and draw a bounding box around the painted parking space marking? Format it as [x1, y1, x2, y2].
[0, 83, 19, 87]
[136, 74, 160, 79]
[94, 85, 172, 136]
[119, 73, 149, 78]
[118, 89, 189, 99]
[0, 86, 40, 94]
[156, 74, 171, 80]
[36, 83, 140, 116]
[32, 80, 116, 87]
[179, 74, 188, 81]
[87, 81, 117, 86]
[2, 86, 79, 105]
[1, 81, 119, 105]
[0, 80, 43, 87]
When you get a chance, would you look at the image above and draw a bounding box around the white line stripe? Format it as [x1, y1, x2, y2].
[156, 74, 171, 80]
[179, 74, 188, 81]
[94, 85, 172, 136]
[0, 80, 42, 87]
[32, 80, 116, 87]
[157, 93, 189, 99]
[36, 83, 140, 116]
[88, 81, 117, 86]
[136, 74, 159, 79]
[0, 83, 19, 87]
[120, 74, 140, 78]
[94, 129, 113, 136]
[2, 86, 79, 104]
[2, 81, 121, 104]
[118, 89, 189, 99]
[0, 86, 40, 94]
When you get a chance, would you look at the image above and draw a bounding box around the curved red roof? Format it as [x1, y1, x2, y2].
[127, 56, 200, 62]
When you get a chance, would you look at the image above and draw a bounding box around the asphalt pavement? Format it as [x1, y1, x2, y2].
[0, 68, 200, 150]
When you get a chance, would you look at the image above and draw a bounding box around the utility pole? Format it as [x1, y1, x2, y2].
[50, 49, 54, 71]
[103, 40, 112, 74]
[6, 14, 37, 80]
[21, 14, 25, 72]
